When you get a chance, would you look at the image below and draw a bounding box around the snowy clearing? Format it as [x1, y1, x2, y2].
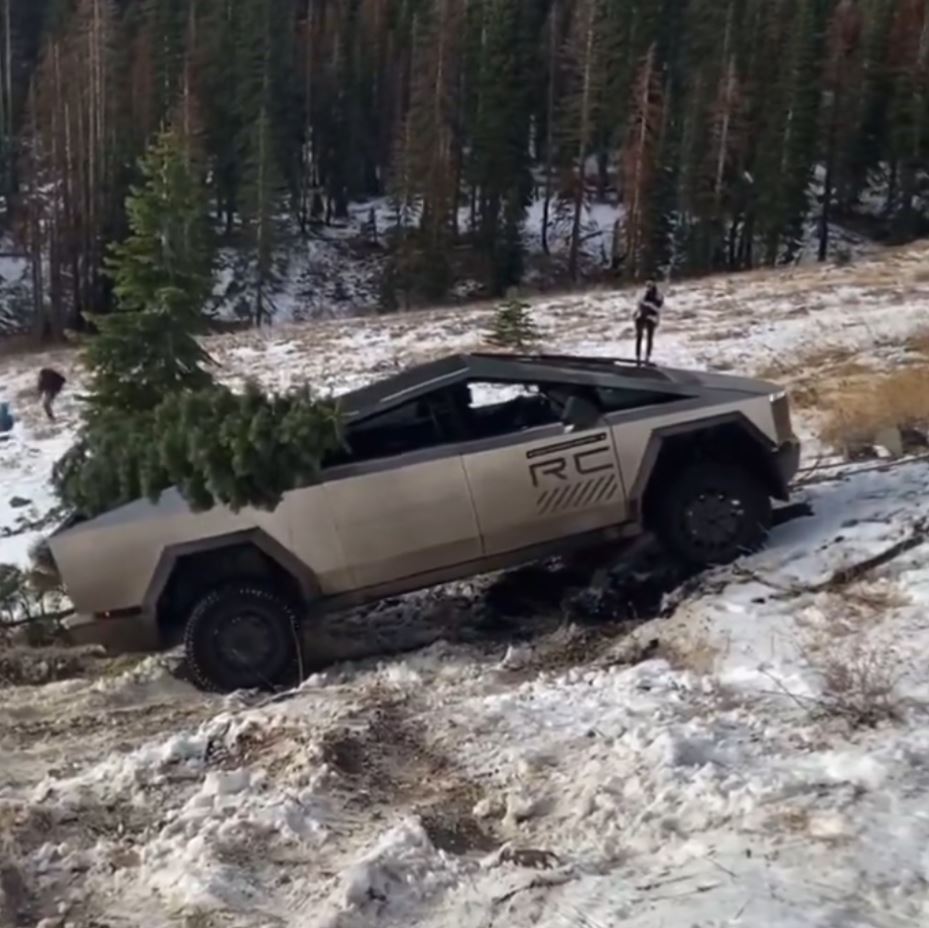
[2, 243, 929, 926]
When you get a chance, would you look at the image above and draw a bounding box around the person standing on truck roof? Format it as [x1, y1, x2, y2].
[634, 280, 663, 366]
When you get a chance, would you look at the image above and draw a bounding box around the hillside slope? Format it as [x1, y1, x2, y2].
[2, 246, 929, 927]
[2, 240, 928, 568]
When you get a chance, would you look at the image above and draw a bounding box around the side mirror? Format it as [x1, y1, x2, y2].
[562, 395, 601, 431]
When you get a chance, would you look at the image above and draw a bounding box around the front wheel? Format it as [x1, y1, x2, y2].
[653, 461, 772, 566]
[184, 585, 301, 692]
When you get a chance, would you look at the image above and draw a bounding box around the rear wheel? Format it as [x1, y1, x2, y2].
[184, 585, 301, 692]
[653, 461, 771, 566]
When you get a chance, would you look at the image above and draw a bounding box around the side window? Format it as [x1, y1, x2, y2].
[331, 396, 451, 465]
[453, 381, 564, 441]
[595, 386, 685, 413]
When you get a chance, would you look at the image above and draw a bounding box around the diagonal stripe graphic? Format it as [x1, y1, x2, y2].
[576, 475, 608, 508]
[539, 486, 562, 514]
[547, 484, 573, 514]
[592, 474, 617, 504]
[561, 481, 587, 511]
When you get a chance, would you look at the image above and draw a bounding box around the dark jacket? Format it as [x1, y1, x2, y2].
[0, 402, 13, 433]
[636, 286, 664, 324]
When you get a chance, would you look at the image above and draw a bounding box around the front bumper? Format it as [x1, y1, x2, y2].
[774, 439, 802, 495]
[63, 611, 159, 653]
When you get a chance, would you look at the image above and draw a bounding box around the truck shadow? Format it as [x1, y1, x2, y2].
[297, 541, 700, 672]
[295, 501, 816, 674]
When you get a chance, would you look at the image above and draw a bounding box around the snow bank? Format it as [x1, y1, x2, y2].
[337, 819, 457, 916]
[137, 765, 331, 911]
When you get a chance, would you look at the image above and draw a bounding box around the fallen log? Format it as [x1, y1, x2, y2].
[734, 518, 929, 599]
[819, 519, 929, 591]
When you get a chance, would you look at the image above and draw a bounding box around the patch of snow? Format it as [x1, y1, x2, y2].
[335, 819, 457, 918]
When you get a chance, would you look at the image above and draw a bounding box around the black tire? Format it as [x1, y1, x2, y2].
[653, 461, 772, 566]
[184, 585, 301, 693]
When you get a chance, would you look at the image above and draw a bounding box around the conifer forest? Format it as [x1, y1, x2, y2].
[3, 0, 929, 336]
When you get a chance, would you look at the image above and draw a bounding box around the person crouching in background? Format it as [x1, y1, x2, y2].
[37, 368, 66, 421]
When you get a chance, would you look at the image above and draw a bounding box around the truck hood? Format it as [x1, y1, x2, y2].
[658, 366, 783, 396]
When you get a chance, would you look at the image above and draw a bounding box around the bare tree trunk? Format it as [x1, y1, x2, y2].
[86, 0, 101, 314]
[713, 59, 736, 210]
[903, 2, 929, 239]
[426, 0, 450, 251]
[818, 87, 839, 263]
[541, 1, 557, 256]
[28, 95, 46, 342]
[256, 108, 269, 328]
[300, 0, 314, 236]
[3, 0, 11, 183]
[254, 3, 274, 328]
[0, 0, 7, 189]
[47, 44, 66, 341]
[450, 30, 465, 241]
[470, 4, 488, 236]
[568, 2, 596, 281]
[180, 0, 198, 166]
[626, 47, 656, 279]
[75, 76, 90, 316]
[64, 97, 78, 329]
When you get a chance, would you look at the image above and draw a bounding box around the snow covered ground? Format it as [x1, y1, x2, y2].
[208, 192, 626, 323]
[2, 242, 929, 926]
[0, 247, 32, 335]
[207, 191, 879, 324]
[3, 463, 929, 927]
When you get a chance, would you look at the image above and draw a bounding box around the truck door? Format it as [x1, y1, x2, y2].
[321, 397, 482, 590]
[456, 384, 629, 556]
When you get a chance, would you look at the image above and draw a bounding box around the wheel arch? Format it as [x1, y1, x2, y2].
[144, 528, 320, 644]
[631, 412, 787, 528]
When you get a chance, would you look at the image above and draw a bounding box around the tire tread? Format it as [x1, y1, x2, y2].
[184, 584, 300, 693]
[654, 459, 771, 566]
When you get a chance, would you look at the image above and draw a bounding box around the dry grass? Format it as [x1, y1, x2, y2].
[756, 344, 878, 417]
[656, 636, 722, 676]
[755, 324, 929, 451]
[819, 364, 929, 449]
[755, 343, 865, 383]
[795, 583, 908, 641]
[903, 326, 929, 358]
[839, 582, 909, 614]
[788, 383, 822, 410]
[794, 584, 908, 728]
[0, 644, 103, 687]
[816, 641, 903, 728]
[699, 326, 744, 344]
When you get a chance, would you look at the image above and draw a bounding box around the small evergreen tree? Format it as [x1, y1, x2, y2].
[486, 295, 539, 350]
[85, 127, 215, 413]
[53, 120, 342, 516]
[54, 124, 344, 520]
[55, 126, 216, 515]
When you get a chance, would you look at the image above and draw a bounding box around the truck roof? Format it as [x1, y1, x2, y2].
[338, 352, 778, 421]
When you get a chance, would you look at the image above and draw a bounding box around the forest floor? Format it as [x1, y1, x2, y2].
[2, 242, 929, 927]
